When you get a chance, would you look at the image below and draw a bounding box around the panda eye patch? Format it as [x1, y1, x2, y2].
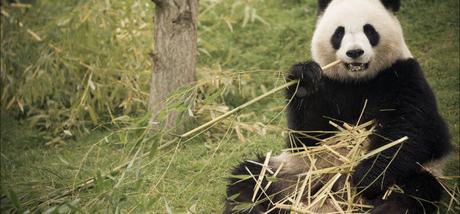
[330, 26, 345, 49]
[363, 24, 380, 46]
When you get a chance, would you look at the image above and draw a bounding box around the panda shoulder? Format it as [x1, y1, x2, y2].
[392, 58, 421, 72]
[383, 58, 425, 80]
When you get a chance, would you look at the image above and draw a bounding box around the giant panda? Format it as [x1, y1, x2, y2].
[224, 0, 452, 213]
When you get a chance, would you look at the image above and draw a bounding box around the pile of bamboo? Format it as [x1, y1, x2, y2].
[249, 120, 409, 213]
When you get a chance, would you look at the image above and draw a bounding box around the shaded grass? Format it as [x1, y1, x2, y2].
[1, 0, 459, 213]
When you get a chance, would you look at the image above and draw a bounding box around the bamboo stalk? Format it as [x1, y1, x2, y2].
[358, 136, 408, 161]
[180, 60, 342, 139]
[32, 60, 341, 208]
[252, 151, 272, 202]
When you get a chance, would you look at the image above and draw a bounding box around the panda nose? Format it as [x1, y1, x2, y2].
[346, 49, 364, 59]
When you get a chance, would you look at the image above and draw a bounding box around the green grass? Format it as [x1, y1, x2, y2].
[1, 0, 459, 213]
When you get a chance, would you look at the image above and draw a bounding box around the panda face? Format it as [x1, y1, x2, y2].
[311, 0, 412, 81]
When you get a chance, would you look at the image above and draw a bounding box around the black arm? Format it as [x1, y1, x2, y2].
[352, 59, 451, 199]
[285, 61, 337, 147]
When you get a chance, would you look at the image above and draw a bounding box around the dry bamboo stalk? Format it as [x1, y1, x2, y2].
[252, 151, 272, 202]
[257, 122, 412, 213]
[11, 3, 32, 8]
[180, 59, 342, 139]
[26, 28, 43, 42]
[34, 60, 342, 208]
[294, 163, 313, 207]
[358, 136, 408, 161]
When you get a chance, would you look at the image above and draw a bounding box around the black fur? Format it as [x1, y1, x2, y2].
[364, 24, 380, 47]
[317, 0, 332, 14]
[224, 156, 288, 214]
[330, 26, 345, 50]
[286, 61, 322, 95]
[370, 170, 444, 214]
[284, 59, 451, 213]
[381, 0, 401, 12]
[317, 0, 401, 14]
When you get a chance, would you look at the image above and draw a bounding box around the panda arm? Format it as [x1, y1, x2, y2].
[352, 59, 451, 199]
[353, 115, 450, 200]
[285, 61, 338, 147]
[353, 121, 428, 199]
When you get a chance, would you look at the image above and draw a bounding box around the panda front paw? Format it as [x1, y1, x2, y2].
[286, 61, 322, 96]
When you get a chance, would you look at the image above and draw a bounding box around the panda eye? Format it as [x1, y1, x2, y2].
[363, 24, 380, 47]
[330, 26, 345, 50]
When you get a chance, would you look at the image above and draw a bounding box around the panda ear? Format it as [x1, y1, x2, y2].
[380, 0, 401, 12]
[317, 0, 332, 15]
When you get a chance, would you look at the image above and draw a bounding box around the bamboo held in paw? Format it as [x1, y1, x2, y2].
[180, 60, 342, 139]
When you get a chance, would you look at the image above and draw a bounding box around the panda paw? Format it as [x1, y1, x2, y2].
[286, 61, 322, 96]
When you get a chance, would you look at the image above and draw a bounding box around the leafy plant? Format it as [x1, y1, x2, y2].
[1, 0, 153, 140]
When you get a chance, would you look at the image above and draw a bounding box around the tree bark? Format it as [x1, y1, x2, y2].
[150, 0, 197, 129]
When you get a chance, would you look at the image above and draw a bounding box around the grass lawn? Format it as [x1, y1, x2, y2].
[1, 0, 459, 213]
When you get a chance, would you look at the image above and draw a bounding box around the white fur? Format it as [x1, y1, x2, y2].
[422, 158, 447, 178]
[311, 0, 413, 81]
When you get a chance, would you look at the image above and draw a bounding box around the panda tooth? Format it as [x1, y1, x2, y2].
[346, 63, 366, 72]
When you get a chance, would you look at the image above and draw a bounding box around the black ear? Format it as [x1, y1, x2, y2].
[380, 0, 401, 12]
[317, 0, 332, 15]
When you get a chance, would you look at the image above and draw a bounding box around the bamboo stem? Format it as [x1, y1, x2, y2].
[32, 60, 341, 207]
[180, 59, 342, 139]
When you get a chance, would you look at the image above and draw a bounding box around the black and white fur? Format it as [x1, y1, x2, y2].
[224, 0, 452, 213]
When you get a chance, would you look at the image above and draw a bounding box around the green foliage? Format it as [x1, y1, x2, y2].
[1, 0, 286, 141]
[1, 0, 153, 138]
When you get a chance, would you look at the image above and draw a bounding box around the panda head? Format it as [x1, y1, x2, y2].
[312, 0, 413, 81]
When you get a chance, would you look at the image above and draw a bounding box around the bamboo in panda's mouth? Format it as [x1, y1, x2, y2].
[344, 62, 369, 72]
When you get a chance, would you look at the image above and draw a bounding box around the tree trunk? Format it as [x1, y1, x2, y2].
[150, 0, 197, 129]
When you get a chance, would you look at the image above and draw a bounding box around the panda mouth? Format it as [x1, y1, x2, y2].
[344, 62, 369, 72]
